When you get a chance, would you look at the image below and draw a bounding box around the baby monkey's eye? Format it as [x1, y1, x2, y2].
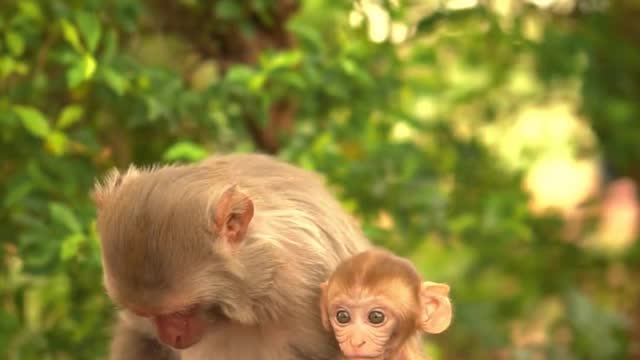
[336, 310, 351, 324]
[368, 310, 385, 324]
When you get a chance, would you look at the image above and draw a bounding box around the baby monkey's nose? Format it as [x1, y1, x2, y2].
[351, 339, 366, 348]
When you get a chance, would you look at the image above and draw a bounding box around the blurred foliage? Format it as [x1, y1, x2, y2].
[2, 0, 640, 359]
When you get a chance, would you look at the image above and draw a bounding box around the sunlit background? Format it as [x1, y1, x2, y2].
[1, 0, 639, 359]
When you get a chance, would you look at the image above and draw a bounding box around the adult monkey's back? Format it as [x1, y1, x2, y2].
[92, 153, 371, 360]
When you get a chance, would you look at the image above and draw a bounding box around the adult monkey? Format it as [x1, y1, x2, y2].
[92, 153, 371, 360]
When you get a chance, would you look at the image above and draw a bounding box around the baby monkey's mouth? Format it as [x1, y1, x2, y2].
[343, 355, 382, 360]
[341, 348, 384, 360]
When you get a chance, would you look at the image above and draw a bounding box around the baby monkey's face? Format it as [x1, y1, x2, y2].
[328, 295, 398, 360]
[320, 249, 453, 360]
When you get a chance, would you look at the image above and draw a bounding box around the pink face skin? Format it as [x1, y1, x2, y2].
[328, 295, 398, 360]
[132, 305, 208, 350]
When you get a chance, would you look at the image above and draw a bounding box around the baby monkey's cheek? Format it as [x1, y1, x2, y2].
[334, 327, 352, 343]
[366, 326, 393, 346]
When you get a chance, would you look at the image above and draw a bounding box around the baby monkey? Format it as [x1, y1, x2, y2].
[320, 249, 452, 360]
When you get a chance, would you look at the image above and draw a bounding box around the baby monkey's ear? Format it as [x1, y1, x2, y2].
[418, 281, 452, 334]
[319, 281, 331, 331]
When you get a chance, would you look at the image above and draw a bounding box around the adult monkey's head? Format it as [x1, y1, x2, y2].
[93, 164, 275, 350]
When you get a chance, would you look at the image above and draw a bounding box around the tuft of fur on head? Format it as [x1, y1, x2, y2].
[92, 165, 148, 209]
[92, 162, 173, 209]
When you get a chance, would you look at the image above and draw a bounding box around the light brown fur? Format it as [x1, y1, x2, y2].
[94, 153, 371, 359]
[321, 249, 452, 360]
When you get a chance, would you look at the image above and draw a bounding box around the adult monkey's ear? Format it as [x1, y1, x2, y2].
[319, 281, 331, 331]
[418, 281, 452, 334]
[213, 185, 254, 248]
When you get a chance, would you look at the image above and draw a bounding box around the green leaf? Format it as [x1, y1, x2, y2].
[224, 65, 255, 85]
[102, 29, 118, 62]
[49, 202, 82, 233]
[101, 67, 129, 95]
[4, 182, 34, 208]
[278, 72, 306, 90]
[249, 73, 267, 92]
[66, 54, 97, 88]
[340, 58, 373, 85]
[416, 11, 446, 34]
[45, 131, 69, 156]
[216, 0, 243, 21]
[163, 141, 208, 162]
[24, 287, 43, 330]
[288, 22, 324, 52]
[416, 7, 489, 34]
[66, 62, 84, 88]
[264, 51, 303, 71]
[56, 105, 84, 129]
[145, 96, 166, 120]
[75, 11, 102, 53]
[60, 19, 84, 53]
[82, 53, 97, 78]
[13, 105, 51, 138]
[18, 1, 43, 20]
[5, 32, 25, 57]
[60, 233, 86, 261]
[0, 57, 17, 78]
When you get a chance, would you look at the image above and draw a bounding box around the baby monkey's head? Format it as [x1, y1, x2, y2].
[320, 249, 452, 360]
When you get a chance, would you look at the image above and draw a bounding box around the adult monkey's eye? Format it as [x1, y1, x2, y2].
[368, 310, 385, 324]
[336, 310, 351, 324]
